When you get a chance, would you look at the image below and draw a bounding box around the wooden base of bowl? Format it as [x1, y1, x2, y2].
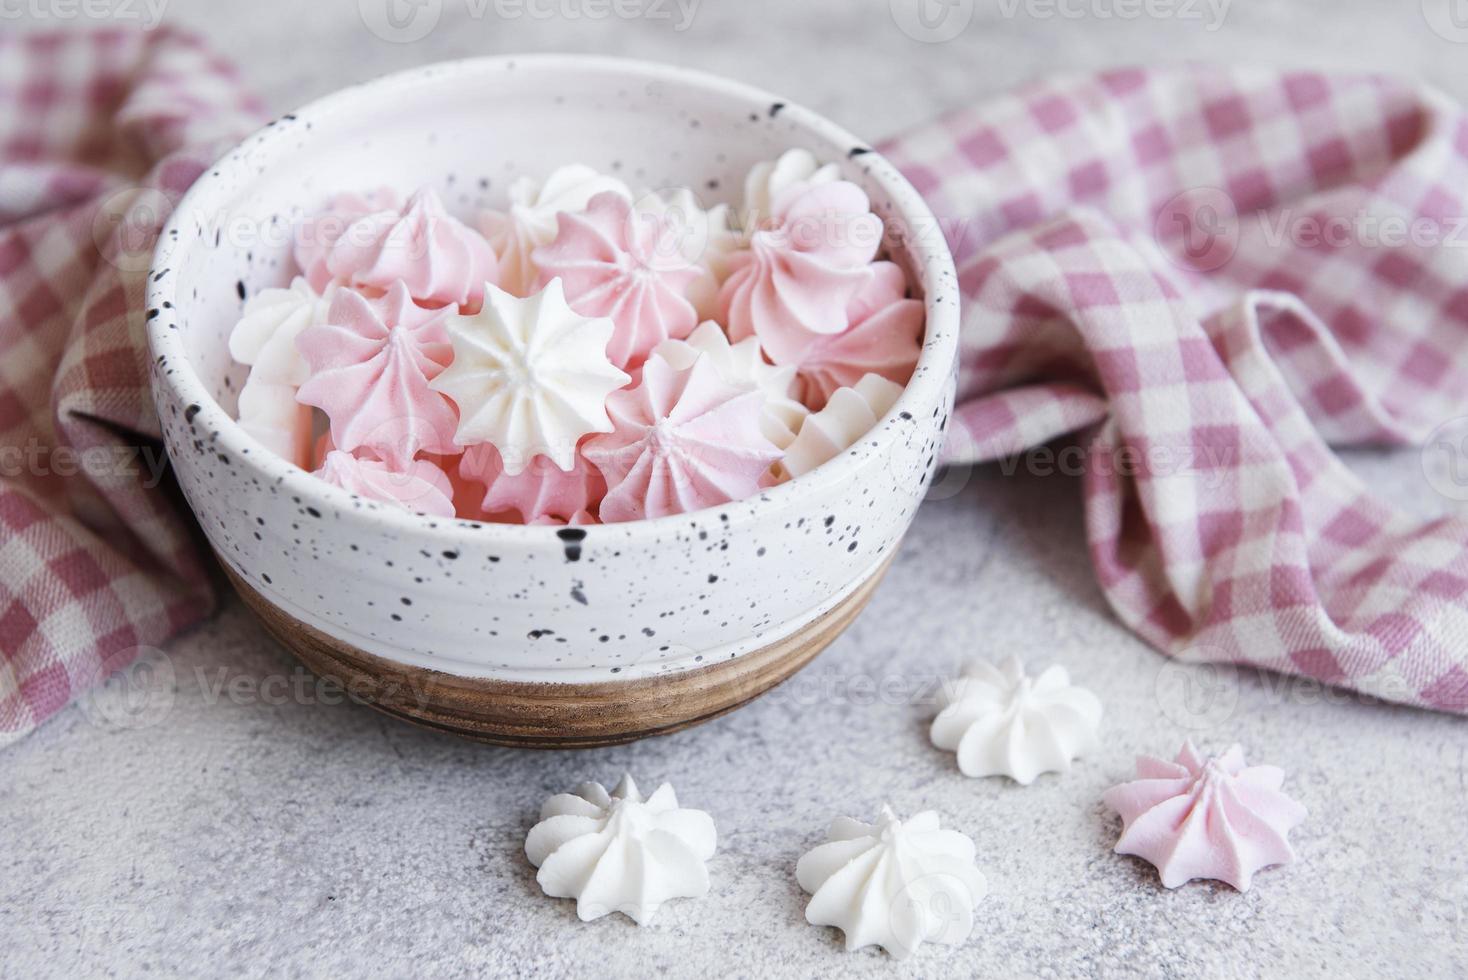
[221, 553, 893, 748]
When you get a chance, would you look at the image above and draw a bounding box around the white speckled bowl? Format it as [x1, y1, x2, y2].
[147, 55, 958, 745]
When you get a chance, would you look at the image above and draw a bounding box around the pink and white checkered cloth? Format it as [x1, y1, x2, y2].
[0, 29, 261, 744]
[6, 44, 1468, 746]
[881, 67, 1468, 713]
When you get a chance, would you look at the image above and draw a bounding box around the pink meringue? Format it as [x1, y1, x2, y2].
[533, 191, 701, 369]
[293, 187, 401, 293]
[458, 443, 606, 524]
[313, 450, 455, 518]
[720, 180, 882, 350]
[583, 353, 782, 523]
[295, 282, 458, 468]
[1103, 741, 1307, 891]
[325, 187, 498, 309]
[481, 164, 632, 297]
[653, 320, 807, 449]
[740, 148, 841, 235]
[770, 261, 924, 409]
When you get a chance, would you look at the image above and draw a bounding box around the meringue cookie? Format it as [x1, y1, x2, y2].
[1103, 741, 1308, 891]
[653, 321, 808, 449]
[796, 805, 986, 959]
[720, 180, 882, 351]
[534, 191, 701, 369]
[237, 379, 313, 469]
[780, 373, 903, 480]
[294, 187, 402, 293]
[774, 261, 924, 409]
[313, 449, 455, 518]
[633, 187, 740, 319]
[229, 276, 335, 388]
[741, 148, 840, 234]
[482, 164, 633, 296]
[430, 280, 629, 474]
[582, 353, 782, 523]
[458, 442, 606, 523]
[931, 656, 1102, 784]
[326, 186, 498, 309]
[295, 282, 458, 468]
[524, 774, 717, 925]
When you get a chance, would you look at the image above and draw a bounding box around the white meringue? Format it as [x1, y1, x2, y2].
[431, 279, 629, 475]
[653, 321, 808, 449]
[796, 805, 986, 959]
[779, 373, 903, 479]
[741, 148, 840, 234]
[481, 164, 632, 296]
[524, 774, 717, 925]
[633, 187, 740, 319]
[236, 379, 312, 469]
[931, 656, 1103, 784]
[228, 276, 334, 387]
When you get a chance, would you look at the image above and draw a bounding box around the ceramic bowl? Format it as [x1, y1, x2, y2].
[146, 55, 958, 746]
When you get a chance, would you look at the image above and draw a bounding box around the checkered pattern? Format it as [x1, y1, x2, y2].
[881, 67, 1468, 713]
[0, 29, 262, 745]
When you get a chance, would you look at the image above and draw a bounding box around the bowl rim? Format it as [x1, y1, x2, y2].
[147, 53, 959, 544]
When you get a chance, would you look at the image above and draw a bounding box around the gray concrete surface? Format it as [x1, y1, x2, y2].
[3, 1, 1467, 977]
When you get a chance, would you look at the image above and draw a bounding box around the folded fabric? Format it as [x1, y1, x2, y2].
[0, 29, 262, 745]
[881, 67, 1468, 713]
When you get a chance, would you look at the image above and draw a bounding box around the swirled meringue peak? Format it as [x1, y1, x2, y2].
[780, 373, 903, 480]
[1103, 741, 1308, 891]
[294, 187, 401, 293]
[524, 774, 717, 925]
[458, 442, 606, 523]
[654, 321, 808, 449]
[430, 279, 629, 474]
[325, 186, 498, 309]
[533, 191, 701, 369]
[931, 656, 1102, 784]
[314, 450, 455, 518]
[633, 187, 740, 319]
[741, 148, 840, 234]
[796, 805, 987, 959]
[776, 261, 924, 409]
[229, 276, 336, 388]
[720, 179, 882, 351]
[482, 164, 632, 296]
[583, 352, 782, 523]
[295, 282, 457, 468]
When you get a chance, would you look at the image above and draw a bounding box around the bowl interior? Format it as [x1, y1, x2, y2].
[172, 56, 923, 423]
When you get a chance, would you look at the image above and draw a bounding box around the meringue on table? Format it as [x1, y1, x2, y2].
[930, 656, 1103, 784]
[524, 774, 717, 925]
[796, 805, 987, 959]
[1103, 741, 1307, 891]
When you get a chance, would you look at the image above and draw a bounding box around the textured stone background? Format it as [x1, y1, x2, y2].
[4, 1, 1468, 977]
